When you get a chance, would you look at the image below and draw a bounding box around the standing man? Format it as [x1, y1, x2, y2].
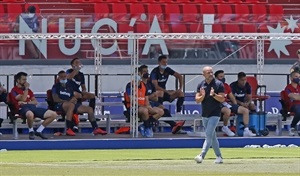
[284, 71, 300, 136]
[52, 71, 107, 136]
[194, 66, 224, 164]
[139, 65, 185, 134]
[66, 58, 96, 112]
[150, 55, 185, 114]
[11, 72, 57, 140]
[214, 70, 256, 137]
[230, 72, 256, 112]
[290, 49, 300, 73]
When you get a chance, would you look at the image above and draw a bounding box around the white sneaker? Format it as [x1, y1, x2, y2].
[194, 154, 203, 163]
[222, 126, 235, 137]
[243, 129, 256, 137]
[289, 128, 295, 136]
[214, 156, 223, 164]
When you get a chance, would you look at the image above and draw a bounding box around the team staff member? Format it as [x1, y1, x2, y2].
[214, 70, 256, 137]
[139, 65, 185, 134]
[284, 71, 300, 136]
[194, 66, 225, 164]
[66, 58, 96, 111]
[290, 49, 300, 73]
[150, 55, 185, 114]
[11, 72, 57, 140]
[52, 70, 107, 136]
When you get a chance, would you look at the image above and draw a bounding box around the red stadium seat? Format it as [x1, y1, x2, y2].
[0, 0, 24, 2]
[189, 23, 204, 33]
[118, 23, 133, 33]
[217, 4, 232, 14]
[200, 4, 215, 14]
[130, 4, 146, 20]
[147, 4, 163, 21]
[252, 4, 267, 22]
[135, 23, 150, 33]
[165, 4, 181, 22]
[234, 4, 250, 22]
[213, 24, 223, 33]
[94, 3, 110, 19]
[182, 4, 199, 22]
[7, 3, 23, 23]
[242, 24, 257, 33]
[268, 4, 284, 22]
[112, 3, 129, 21]
[170, 24, 187, 33]
[224, 24, 240, 33]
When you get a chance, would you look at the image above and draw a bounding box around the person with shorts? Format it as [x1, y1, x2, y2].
[150, 55, 185, 114]
[52, 70, 107, 136]
[125, 68, 164, 138]
[214, 70, 256, 137]
[284, 71, 300, 136]
[11, 72, 57, 140]
[230, 72, 256, 112]
[139, 65, 185, 134]
[66, 58, 96, 111]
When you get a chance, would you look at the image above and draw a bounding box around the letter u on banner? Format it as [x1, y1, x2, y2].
[59, 18, 81, 55]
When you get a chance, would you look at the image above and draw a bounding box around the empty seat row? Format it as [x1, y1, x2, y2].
[69, 0, 267, 3]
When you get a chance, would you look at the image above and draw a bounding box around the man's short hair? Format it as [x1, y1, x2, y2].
[290, 71, 299, 77]
[70, 57, 79, 66]
[158, 55, 167, 62]
[27, 6, 36, 13]
[58, 70, 65, 75]
[15, 72, 27, 81]
[214, 70, 224, 78]
[238, 72, 246, 79]
[139, 65, 148, 72]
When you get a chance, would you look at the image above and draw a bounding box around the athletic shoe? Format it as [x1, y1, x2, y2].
[243, 129, 256, 137]
[172, 121, 185, 134]
[93, 128, 107, 135]
[214, 156, 223, 164]
[35, 132, 48, 139]
[144, 128, 153, 138]
[194, 154, 203, 163]
[139, 124, 146, 137]
[66, 128, 76, 136]
[29, 131, 35, 140]
[222, 126, 235, 137]
[176, 129, 187, 134]
[289, 128, 295, 136]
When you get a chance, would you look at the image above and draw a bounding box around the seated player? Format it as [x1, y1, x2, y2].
[139, 64, 186, 134]
[11, 72, 57, 140]
[125, 68, 164, 138]
[150, 55, 185, 114]
[66, 58, 96, 112]
[230, 72, 256, 112]
[52, 70, 107, 136]
[284, 71, 300, 136]
[0, 83, 7, 131]
[215, 70, 256, 137]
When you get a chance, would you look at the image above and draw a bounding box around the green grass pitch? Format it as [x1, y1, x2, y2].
[0, 148, 299, 176]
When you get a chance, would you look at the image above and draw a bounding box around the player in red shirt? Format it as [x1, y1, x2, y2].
[10, 72, 57, 140]
[284, 71, 300, 136]
[215, 70, 256, 137]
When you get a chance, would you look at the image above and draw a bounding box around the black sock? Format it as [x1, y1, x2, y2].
[0, 118, 3, 127]
[89, 98, 96, 111]
[158, 97, 163, 104]
[176, 97, 184, 113]
[66, 120, 73, 129]
[143, 119, 151, 128]
[162, 109, 176, 127]
[90, 121, 98, 129]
